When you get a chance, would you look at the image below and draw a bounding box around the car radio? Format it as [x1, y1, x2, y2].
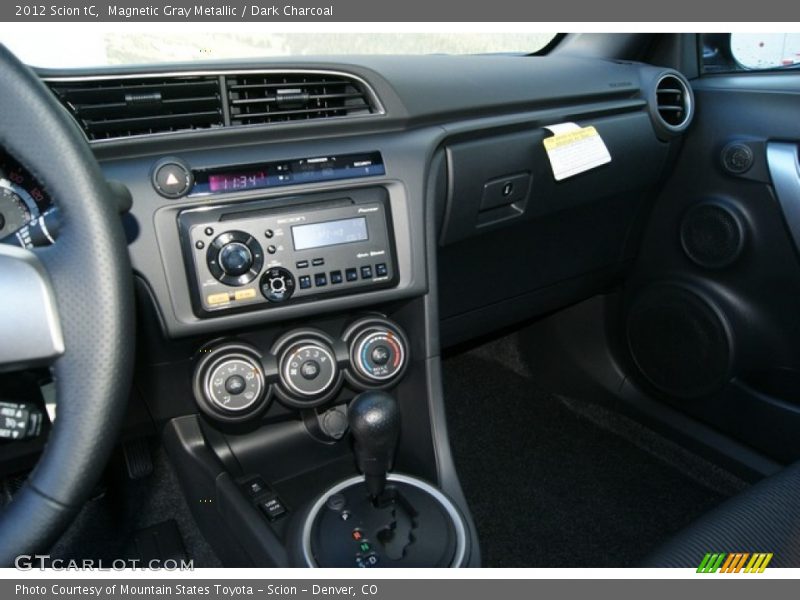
[178, 187, 397, 316]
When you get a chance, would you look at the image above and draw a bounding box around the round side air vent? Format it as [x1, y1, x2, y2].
[654, 73, 693, 134]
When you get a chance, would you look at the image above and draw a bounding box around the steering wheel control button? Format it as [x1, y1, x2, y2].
[207, 230, 264, 286]
[260, 267, 295, 302]
[346, 320, 409, 387]
[152, 158, 193, 199]
[205, 356, 264, 413]
[280, 341, 338, 400]
[0, 401, 43, 441]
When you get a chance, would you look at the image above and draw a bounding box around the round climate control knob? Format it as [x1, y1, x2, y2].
[279, 340, 338, 401]
[348, 322, 408, 386]
[193, 342, 271, 423]
[206, 356, 264, 413]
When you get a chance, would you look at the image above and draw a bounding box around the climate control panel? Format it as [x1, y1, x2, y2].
[178, 187, 397, 317]
[344, 317, 409, 387]
[192, 317, 408, 422]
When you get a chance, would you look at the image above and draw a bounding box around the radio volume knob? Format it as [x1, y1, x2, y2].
[219, 242, 253, 276]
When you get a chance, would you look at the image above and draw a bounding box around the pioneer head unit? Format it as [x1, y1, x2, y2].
[178, 187, 397, 317]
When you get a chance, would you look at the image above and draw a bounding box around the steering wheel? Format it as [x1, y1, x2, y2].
[0, 46, 134, 564]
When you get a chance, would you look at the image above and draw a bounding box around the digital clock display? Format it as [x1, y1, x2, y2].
[292, 217, 369, 251]
[208, 171, 268, 193]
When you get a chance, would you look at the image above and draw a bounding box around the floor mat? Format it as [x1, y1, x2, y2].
[47, 440, 221, 567]
[442, 341, 744, 568]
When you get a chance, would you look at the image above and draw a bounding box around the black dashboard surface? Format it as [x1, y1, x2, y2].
[34, 54, 683, 342]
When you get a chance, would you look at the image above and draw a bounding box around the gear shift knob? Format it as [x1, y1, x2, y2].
[348, 391, 400, 499]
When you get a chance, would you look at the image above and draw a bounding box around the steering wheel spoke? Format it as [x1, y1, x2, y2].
[0, 244, 64, 372]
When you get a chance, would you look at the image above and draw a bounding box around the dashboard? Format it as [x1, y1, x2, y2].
[2, 52, 694, 440]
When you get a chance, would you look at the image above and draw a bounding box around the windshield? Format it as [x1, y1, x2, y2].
[0, 29, 558, 68]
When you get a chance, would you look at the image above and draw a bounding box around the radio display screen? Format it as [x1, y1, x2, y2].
[208, 170, 269, 193]
[292, 217, 369, 251]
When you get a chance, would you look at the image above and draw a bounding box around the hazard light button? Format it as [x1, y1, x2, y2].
[152, 158, 193, 199]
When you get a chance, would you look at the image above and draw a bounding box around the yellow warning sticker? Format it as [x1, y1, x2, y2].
[543, 123, 611, 181]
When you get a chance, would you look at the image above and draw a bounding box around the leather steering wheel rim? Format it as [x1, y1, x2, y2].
[0, 45, 134, 564]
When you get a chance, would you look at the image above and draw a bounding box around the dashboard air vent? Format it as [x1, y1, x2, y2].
[654, 73, 692, 131]
[226, 73, 377, 126]
[48, 76, 224, 140]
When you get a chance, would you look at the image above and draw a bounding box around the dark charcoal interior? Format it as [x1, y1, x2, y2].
[2, 32, 800, 567]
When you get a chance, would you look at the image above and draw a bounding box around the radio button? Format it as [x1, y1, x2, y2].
[360, 266, 373, 279]
[267, 245, 277, 255]
[260, 267, 295, 303]
[346, 268, 358, 282]
[375, 263, 388, 277]
[299, 275, 312, 289]
[312, 258, 325, 267]
[296, 260, 309, 269]
[315, 273, 328, 287]
[330, 271, 343, 284]
[264, 229, 274, 239]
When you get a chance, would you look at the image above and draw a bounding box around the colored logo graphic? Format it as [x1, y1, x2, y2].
[697, 553, 773, 573]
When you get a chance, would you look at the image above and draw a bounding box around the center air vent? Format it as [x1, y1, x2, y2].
[48, 76, 224, 140]
[226, 72, 378, 126]
[654, 73, 693, 132]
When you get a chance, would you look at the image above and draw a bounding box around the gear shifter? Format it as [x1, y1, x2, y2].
[348, 391, 400, 500]
[298, 390, 469, 567]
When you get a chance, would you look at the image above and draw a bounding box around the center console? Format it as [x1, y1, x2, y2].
[108, 132, 479, 567]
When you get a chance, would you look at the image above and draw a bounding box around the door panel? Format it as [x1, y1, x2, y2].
[621, 71, 800, 463]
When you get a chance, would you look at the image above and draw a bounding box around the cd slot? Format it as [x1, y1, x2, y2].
[219, 198, 354, 222]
